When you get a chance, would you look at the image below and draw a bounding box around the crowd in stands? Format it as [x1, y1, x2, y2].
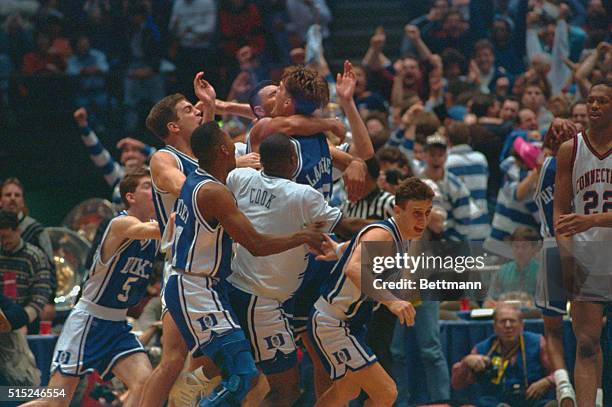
[1, 0, 611, 405]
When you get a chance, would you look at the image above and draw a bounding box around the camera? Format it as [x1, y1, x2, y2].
[478, 362, 499, 383]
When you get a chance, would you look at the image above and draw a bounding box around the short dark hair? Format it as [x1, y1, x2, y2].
[0, 210, 19, 230]
[510, 226, 541, 242]
[260, 134, 294, 170]
[471, 93, 496, 118]
[376, 146, 410, 169]
[395, 177, 435, 206]
[119, 168, 150, 208]
[145, 93, 186, 140]
[415, 112, 441, 138]
[191, 121, 226, 165]
[474, 39, 494, 56]
[281, 66, 329, 115]
[249, 80, 275, 118]
[590, 78, 612, 90]
[447, 122, 470, 146]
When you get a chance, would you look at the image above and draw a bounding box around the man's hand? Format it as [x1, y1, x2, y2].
[550, 118, 578, 140]
[464, 354, 490, 373]
[0, 309, 12, 333]
[230, 71, 252, 96]
[117, 137, 145, 151]
[343, 159, 367, 202]
[404, 24, 421, 42]
[370, 27, 386, 51]
[297, 221, 327, 253]
[313, 234, 341, 262]
[236, 152, 261, 169]
[193, 71, 217, 107]
[385, 300, 416, 325]
[526, 378, 552, 400]
[74, 107, 88, 127]
[556, 213, 595, 236]
[401, 102, 423, 129]
[336, 60, 357, 105]
[468, 59, 481, 84]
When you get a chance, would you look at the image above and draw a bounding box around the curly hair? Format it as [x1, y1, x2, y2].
[281, 66, 329, 115]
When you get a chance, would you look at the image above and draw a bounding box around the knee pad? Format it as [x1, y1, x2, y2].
[199, 335, 259, 407]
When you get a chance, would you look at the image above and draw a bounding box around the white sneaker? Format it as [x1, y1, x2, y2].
[556, 382, 577, 407]
[169, 370, 222, 407]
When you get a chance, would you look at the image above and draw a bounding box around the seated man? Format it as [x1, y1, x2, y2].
[451, 302, 555, 407]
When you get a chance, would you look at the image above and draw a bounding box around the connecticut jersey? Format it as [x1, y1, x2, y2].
[226, 168, 342, 302]
[152, 146, 198, 236]
[172, 169, 233, 278]
[571, 132, 612, 242]
[535, 156, 556, 239]
[317, 218, 405, 325]
[80, 211, 157, 309]
[247, 134, 333, 200]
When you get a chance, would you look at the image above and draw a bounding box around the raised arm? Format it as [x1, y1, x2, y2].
[200, 183, 324, 256]
[149, 151, 187, 197]
[73, 107, 124, 188]
[336, 60, 375, 160]
[362, 27, 391, 71]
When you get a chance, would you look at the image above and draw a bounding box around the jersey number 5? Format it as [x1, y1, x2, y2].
[117, 276, 140, 302]
[583, 190, 612, 215]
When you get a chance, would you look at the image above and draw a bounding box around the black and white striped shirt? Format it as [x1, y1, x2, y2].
[341, 187, 395, 220]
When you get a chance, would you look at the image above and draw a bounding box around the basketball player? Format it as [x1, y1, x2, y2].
[164, 121, 326, 406]
[554, 79, 612, 407]
[225, 134, 369, 406]
[534, 120, 578, 406]
[22, 169, 160, 407]
[138, 74, 214, 407]
[309, 177, 434, 406]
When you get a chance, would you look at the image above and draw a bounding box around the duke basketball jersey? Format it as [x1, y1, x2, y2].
[80, 211, 157, 309]
[318, 218, 406, 325]
[535, 156, 556, 239]
[152, 146, 198, 236]
[172, 168, 233, 278]
[571, 132, 612, 242]
[247, 133, 333, 200]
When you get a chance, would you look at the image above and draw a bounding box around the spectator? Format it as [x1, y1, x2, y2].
[73, 107, 154, 208]
[445, 122, 490, 241]
[376, 146, 413, 194]
[0, 210, 53, 333]
[499, 96, 520, 123]
[286, 0, 332, 43]
[485, 138, 541, 259]
[218, 0, 266, 82]
[169, 0, 218, 100]
[124, 2, 164, 133]
[485, 227, 541, 306]
[21, 30, 64, 75]
[490, 11, 528, 75]
[569, 100, 588, 129]
[499, 107, 542, 163]
[471, 39, 511, 95]
[0, 178, 53, 261]
[451, 303, 555, 407]
[419, 134, 480, 241]
[352, 64, 389, 115]
[0, 13, 34, 72]
[420, 8, 475, 57]
[66, 34, 110, 116]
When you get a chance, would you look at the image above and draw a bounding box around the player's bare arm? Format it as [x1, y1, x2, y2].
[332, 216, 371, 240]
[336, 60, 375, 161]
[198, 182, 325, 256]
[331, 147, 368, 201]
[215, 99, 256, 119]
[554, 138, 577, 239]
[113, 216, 161, 241]
[150, 151, 187, 197]
[249, 116, 345, 153]
[193, 72, 217, 122]
[343, 227, 416, 325]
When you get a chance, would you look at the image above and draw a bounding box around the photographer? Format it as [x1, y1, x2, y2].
[451, 302, 555, 406]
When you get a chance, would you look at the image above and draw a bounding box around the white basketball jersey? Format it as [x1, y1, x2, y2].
[571, 132, 612, 242]
[226, 168, 342, 301]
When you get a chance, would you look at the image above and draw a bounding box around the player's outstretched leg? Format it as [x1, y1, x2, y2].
[138, 312, 188, 407]
[112, 352, 153, 407]
[543, 315, 576, 407]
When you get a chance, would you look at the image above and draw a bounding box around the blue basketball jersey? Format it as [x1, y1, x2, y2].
[172, 169, 233, 279]
[319, 218, 405, 325]
[247, 133, 333, 200]
[535, 156, 556, 238]
[81, 211, 157, 308]
[152, 146, 198, 236]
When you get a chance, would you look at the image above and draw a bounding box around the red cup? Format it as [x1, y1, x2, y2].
[40, 320, 52, 335]
[460, 298, 471, 311]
